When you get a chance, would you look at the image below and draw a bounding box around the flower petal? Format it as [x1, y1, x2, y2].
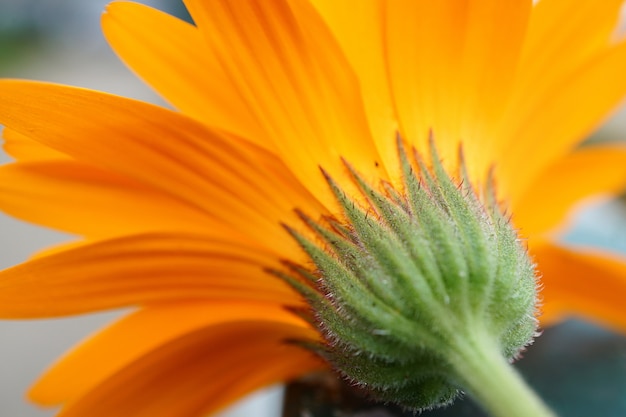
[498, 38, 626, 197]
[533, 241, 626, 333]
[101, 2, 268, 148]
[2, 128, 69, 161]
[0, 160, 212, 239]
[505, 0, 624, 131]
[0, 233, 302, 318]
[182, 0, 385, 206]
[385, 0, 530, 180]
[512, 145, 626, 237]
[31, 303, 321, 417]
[309, 0, 399, 178]
[0, 80, 321, 255]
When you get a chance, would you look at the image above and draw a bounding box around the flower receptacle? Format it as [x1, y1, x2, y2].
[276, 137, 544, 414]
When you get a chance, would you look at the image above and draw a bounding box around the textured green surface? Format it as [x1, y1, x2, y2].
[283, 320, 626, 417]
[278, 141, 539, 411]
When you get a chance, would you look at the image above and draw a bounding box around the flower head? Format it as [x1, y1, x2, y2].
[1, 0, 626, 416]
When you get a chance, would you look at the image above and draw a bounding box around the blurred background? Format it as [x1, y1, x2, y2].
[0, 1, 625, 417]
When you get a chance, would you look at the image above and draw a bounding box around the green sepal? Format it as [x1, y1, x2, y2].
[274, 138, 539, 411]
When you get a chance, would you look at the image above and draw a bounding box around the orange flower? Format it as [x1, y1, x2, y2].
[1, 0, 626, 416]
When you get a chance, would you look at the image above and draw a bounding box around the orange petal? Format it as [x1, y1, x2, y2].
[309, 0, 399, 179]
[532, 240, 626, 332]
[505, 0, 623, 130]
[498, 37, 626, 198]
[183, 0, 385, 207]
[384, 0, 530, 181]
[385, 0, 464, 162]
[31, 304, 322, 417]
[0, 233, 302, 318]
[101, 2, 268, 149]
[453, 0, 530, 177]
[512, 145, 626, 237]
[0, 80, 321, 255]
[524, 0, 623, 65]
[0, 160, 213, 239]
[2, 128, 69, 161]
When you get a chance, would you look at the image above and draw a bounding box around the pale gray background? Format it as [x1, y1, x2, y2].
[0, 1, 282, 416]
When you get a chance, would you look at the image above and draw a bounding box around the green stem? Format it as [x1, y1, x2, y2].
[449, 336, 557, 417]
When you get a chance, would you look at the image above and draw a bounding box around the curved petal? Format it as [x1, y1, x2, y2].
[0, 160, 213, 239]
[309, 0, 399, 179]
[101, 2, 268, 148]
[512, 145, 626, 237]
[0, 80, 322, 255]
[497, 39, 626, 199]
[32, 305, 322, 417]
[385, 0, 530, 182]
[522, 0, 623, 76]
[453, 0, 530, 177]
[501, 0, 624, 143]
[183, 0, 386, 207]
[0, 233, 303, 318]
[532, 240, 626, 332]
[2, 128, 69, 161]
